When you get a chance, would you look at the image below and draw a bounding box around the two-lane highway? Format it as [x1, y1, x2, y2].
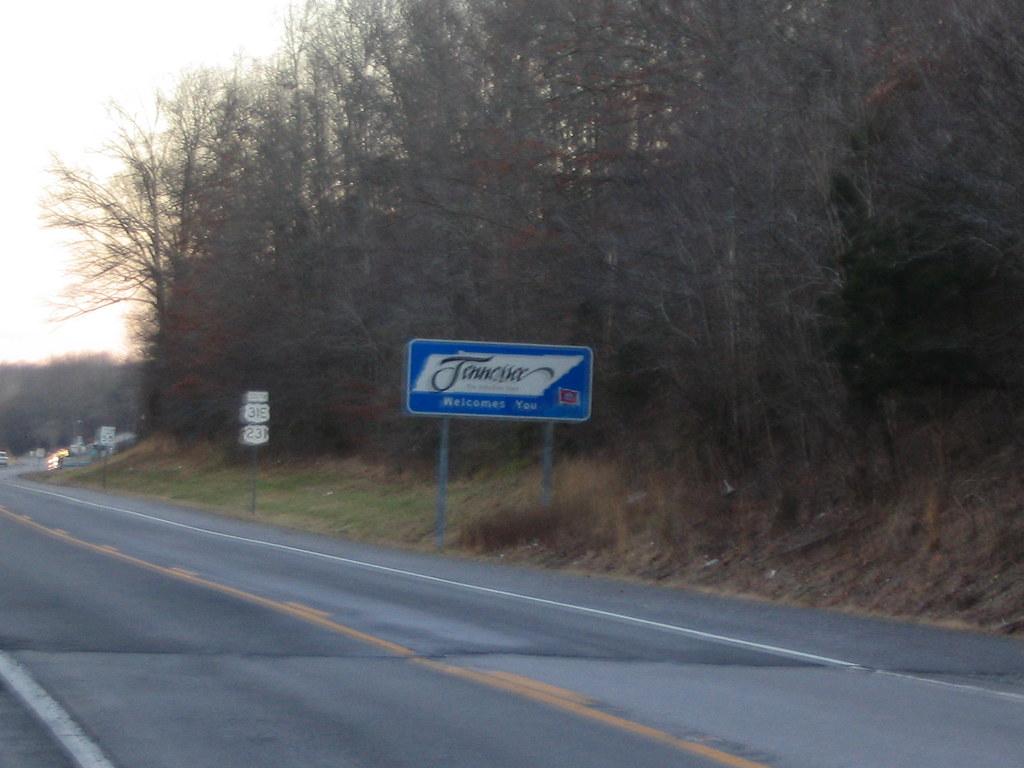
[1, 474, 1022, 767]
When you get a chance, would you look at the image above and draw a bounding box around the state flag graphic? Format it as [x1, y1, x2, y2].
[558, 388, 580, 406]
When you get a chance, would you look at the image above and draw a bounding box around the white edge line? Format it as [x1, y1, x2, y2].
[10, 483, 1024, 703]
[875, 670, 1024, 704]
[12, 482, 1024, 703]
[5, 482, 861, 669]
[0, 651, 117, 768]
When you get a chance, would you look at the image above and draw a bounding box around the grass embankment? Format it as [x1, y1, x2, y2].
[38, 439, 538, 547]
[35, 437, 1024, 635]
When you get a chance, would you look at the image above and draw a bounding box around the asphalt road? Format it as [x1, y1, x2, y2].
[0, 468, 1022, 768]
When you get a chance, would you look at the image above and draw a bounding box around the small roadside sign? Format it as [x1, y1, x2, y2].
[240, 390, 270, 515]
[240, 403, 270, 424]
[97, 426, 116, 489]
[240, 424, 270, 446]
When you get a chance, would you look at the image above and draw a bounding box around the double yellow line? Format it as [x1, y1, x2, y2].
[0, 505, 770, 768]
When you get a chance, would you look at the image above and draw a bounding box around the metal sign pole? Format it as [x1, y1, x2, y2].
[435, 418, 450, 549]
[250, 445, 258, 514]
[240, 391, 269, 515]
[97, 426, 115, 488]
[541, 421, 554, 508]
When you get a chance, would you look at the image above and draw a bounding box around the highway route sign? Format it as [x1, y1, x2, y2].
[97, 426, 116, 446]
[240, 403, 270, 424]
[240, 424, 270, 446]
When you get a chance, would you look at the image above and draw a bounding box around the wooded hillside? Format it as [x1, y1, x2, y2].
[45, 0, 1024, 476]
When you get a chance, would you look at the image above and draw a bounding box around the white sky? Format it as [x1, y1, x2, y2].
[0, 0, 291, 363]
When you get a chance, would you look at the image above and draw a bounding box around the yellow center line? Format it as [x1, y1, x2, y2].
[285, 601, 332, 619]
[466, 668, 595, 706]
[0, 506, 772, 768]
[413, 659, 593, 707]
[0, 507, 415, 657]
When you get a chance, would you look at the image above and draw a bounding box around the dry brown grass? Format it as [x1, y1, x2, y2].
[459, 458, 718, 575]
[460, 459, 627, 553]
[457, 444, 1024, 634]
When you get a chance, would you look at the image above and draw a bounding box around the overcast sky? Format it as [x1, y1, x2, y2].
[0, 0, 291, 364]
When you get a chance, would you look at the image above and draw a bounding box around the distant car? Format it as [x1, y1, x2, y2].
[46, 449, 69, 470]
[0, 451, 7, 467]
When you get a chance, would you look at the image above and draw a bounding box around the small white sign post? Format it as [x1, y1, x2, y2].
[239, 392, 270, 513]
[98, 426, 116, 488]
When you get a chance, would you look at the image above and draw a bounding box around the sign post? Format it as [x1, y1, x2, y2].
[250, 443, 258, 514]
[98, 426, 116, 489]
[541, 421, 554, 508]
[406, 340, 593, 547]
[435, 418, 450, 549]
[239, 391, 270, 514]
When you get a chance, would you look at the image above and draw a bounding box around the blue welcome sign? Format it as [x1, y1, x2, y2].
[406, 339, 593, 421]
